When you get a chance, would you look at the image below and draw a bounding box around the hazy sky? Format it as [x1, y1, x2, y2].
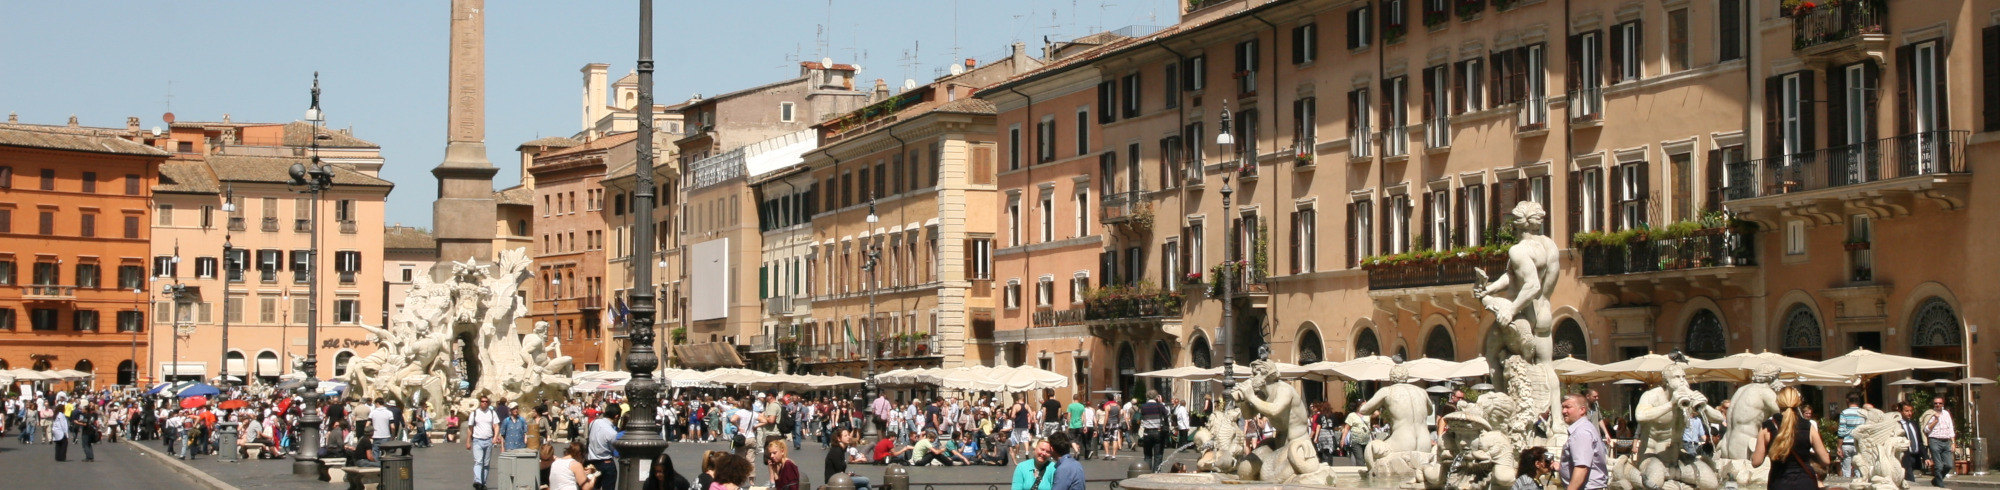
[0, 0, 1173, 228]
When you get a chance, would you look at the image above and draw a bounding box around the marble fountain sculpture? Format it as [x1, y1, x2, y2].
[338, 248, 573, 413]
[1608, 356, 1724, 490]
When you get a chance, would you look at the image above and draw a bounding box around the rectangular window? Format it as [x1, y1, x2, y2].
[1349, 88, 1372, 158]
[194, 257, 217, 279]
[970, 238, 993, 280]
[1786, 220, 1807, 255]
[125, 215, 139, 238]
[780, 102, 795, 123]
[117, 265, 141, 289]
[1098, 80, 1116, 124]
[1235, 39, 1260, 95]
[1457, 58, 1484, 113]
[1076, 108, 1090, 155]
[335, 251, 361, 284]
[1347, 5, 1374, 50]
[1424, 65, 1451, 149]
[1572, 31, 1603, 120]
[30, 308, 56, 331]
[292, 298, 309, 324]
[74, 263, 98, 288]
[335, 299, 359, 324]
[36, 211, 51, 235]
[1617, 162, 1649, 230]
[1163, 63, 1180, 109]
[117, 311, 141, 332]
[40, 169, 55, 191]
[0, 261, 12, 286]
[1291, 208, 1316, 273]
[1383, 77, 1408, 157]
[1386, 194, 1410, 254]
[81, 172, 95, 193]
[1037, 116, 1056, 163]
[1429, 190, 1452, 250]
[1036, 277, 1053, 307]
[1463, 185, 1486, 246]
[1294, 97, 1318, 154]
[1039, 192, 1054, 243]
[1292, 24, 1317, 64]
[1719, 0, 1742, 62]
[1004, 280, 1021, 309]
[1667, 9, 1690, 72]
[0, 167, 11, 188]
[78, 213, 94, 238]
[1523, 44, 1548, 126]
[1578, 169, 1603, 234]
[1121, 73, 1141, 118]
[73, 310, 98, 331]
[1614, 21, 1642, 81]
[124, 174, 140, 195]
[1008, 124, 1021, 170]
[1186, 55, 1206, 92]
[0, 209, 9, 233]
[1007, 195, 1023, 247]
[1075, 190, 1090, 238]
[291, 250, 312, 283]
[156, 204, 174, 226]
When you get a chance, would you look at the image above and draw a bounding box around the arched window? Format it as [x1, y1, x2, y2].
[1910, 297, 1963, 363]
[32, 358, 50, 370]
[1685, 310, 1727, 359]
[1781, 305, 1824, 360]
[1151, 340, 1174, 398]
[1554, 319, 1588, 360]
[1355, 327, 1381, 358]
[1424, 325, 1455, 360]
[1298, 328, 1326, 404]
[0, 358, 9, 370]
[74, 359, 92, 377]
[1190, 333, 1213, 368]
[334, 351, 356, 377]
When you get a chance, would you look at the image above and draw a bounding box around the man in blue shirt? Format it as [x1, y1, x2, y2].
[1046, 430, 1085, 490]
[588, 404, 622, 490]
[499, 401, 529, 451]
[1837, 392, 1866, 478]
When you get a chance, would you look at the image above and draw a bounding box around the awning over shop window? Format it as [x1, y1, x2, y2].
[159, 362, 207, 377]
[674, 342, 746, 369]
[225, 358, 247, 377]
[256, 356, 280, 377]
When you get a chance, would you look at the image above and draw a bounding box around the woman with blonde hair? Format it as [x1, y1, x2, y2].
[1752, 386, 1830, 490]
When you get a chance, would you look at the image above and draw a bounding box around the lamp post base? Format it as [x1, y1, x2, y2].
[293, 457, 323, 476]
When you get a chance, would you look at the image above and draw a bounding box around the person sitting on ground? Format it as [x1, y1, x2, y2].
[871, 434, 898, 464]
[947, 432, 978, 466]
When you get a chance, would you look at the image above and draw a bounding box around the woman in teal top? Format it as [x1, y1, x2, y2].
[1012, 439, 1054, 490]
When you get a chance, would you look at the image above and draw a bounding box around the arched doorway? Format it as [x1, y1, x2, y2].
[1910, 297, 1965, 379]
[225, 351, 246, 382]
[117, 360, 136, 386]
[1117, 342, 1138, 401]
[1780, 304, 1826, 407]
[74, 359, 93, 378]
[32, 358, 51, 370]
[0, 358, 8, 370]
[1151, 340, 1174, 400]
[1189, 332, 1213, 404]
[1424, 325, 1455, 360]
[1685, 309, 1729, 400]
[1355, 327, 1380, 358]
[255, 351, 280, 384]
[1298, 328, 1326, 404]
[1554, 319, 1588, 360]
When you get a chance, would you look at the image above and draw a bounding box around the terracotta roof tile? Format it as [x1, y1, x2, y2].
[154, 161, 220, 194]
[282, 121, 378, 148]
[517, 136, 581, 150]
[383, 225, 436, 250]
[539, 131, 638, 159]
[495, 185, 533, 206]
[207, 154, 393, 188]
[0, 124, 169, 157]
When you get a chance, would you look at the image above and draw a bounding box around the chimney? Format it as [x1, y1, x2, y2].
[66, 115, 78, 128]
[873, 79, 890, 101]
[127, 117, 140, 131]
[965, 58, 977, 68]
[582, 63, 610, 136]
[6, 112, 16, 123]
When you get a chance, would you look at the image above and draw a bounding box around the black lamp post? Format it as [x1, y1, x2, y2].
[615, 0, 670, 485]
[287, 73, 336, 477]
[862, 201, 880, 412]
[1215, 103, 1237, 388]
[220, 186, 234, 387]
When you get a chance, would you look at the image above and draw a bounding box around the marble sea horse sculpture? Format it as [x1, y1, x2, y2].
[1851, 407, 1912, 490]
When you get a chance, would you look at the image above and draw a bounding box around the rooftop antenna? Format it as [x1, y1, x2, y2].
[950, 0, 961, 65]
[898, 41, 921, 84]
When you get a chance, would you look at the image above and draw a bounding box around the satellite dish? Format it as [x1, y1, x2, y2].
[151, 127, 163, 137]
[948, 63, 965, 76]
[820, 57, 833, 67]
[901, 79, 918, 91]
[162, 112, 175, 124]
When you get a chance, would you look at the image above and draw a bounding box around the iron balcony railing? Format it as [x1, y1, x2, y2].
[1580, 230, 1757, 277]
[1726, 130, 1968, 200]
[1381, 126, 1409, 157]
[1571, 85, 1604, 122]
[1031, 293, 1182, 327]
[1366, 254, 1509, 290]
[1793, 0, 1886, 51]
[1518, 95, 1549, 131]
[1100, 190, 1149, 224]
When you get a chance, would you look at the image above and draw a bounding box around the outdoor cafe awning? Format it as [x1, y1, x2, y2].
[674, 342, 746, 369]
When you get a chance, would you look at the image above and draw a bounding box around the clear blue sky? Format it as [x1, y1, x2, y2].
[0, 0, 1173, 228]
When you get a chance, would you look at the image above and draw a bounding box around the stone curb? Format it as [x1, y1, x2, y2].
[120, 440, 241, 490]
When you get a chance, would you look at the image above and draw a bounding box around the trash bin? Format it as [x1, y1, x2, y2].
[378, 440, 414, 490]
[216, 422, 238, 462]
[495, 448, 543, 490]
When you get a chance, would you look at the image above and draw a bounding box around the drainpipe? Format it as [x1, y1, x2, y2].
[1249, 10, 1280, 361]
[1005, 85, 1036, 368]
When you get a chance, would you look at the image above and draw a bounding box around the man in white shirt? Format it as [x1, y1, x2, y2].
[369, 398, 396, 462]
[1173, 399, 1191, 445]
[467, 396, 500, 490]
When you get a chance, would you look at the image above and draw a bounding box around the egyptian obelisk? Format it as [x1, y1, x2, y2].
[432, 0, 498, 267]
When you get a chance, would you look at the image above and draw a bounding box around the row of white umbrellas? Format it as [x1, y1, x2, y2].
[1, 368, 93, 383]
[1135, 348, 1969, 388]
[567, 369, 865, 392]
[876, 365, 1070, 393]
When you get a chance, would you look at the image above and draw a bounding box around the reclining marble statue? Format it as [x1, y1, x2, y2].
[338, 248, 573, 413]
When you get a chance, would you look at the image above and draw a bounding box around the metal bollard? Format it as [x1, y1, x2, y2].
[883, 464, 909, 490]
[378, 440, 414, 490]
[216, 422, 239, 462]
[1128, 459, 1150, 478]
[823, 472, 857, 490]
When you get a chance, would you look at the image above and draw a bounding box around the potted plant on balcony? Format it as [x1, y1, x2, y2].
[1294, 149, 1315, 167]
[1423, 4, 1450, 28]
[1457, 0, 1485, 20]
[1384, 22, 1408, 43]
[1844, 238, 1871, 251]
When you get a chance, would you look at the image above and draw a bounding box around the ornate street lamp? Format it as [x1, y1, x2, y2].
[1215, 103, 1237, 388]
[615, 1, 670, 485]
[287, 73, 336, 476]
[220, 185, 235, 387]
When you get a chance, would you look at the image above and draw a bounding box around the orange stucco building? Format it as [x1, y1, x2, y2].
[0, 121, 167, 388]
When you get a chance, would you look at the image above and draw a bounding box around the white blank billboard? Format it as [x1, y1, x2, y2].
[690, 238, 730, 321]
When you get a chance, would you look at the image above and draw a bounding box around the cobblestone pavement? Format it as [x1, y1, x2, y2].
[0, 435, 206, 489]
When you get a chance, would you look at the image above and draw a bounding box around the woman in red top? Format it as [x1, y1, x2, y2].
[765, 438, 801, 490]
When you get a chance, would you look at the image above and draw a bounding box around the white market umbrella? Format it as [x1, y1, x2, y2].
[1889, 378, 1930, 387]
[1137, 366, 1213, 379]
[54, 369, 91, 380]
[1690, 351, 1851, 385]
[1444, 357, 1492, 380]
[1401, 358, 1465, 382]
[1327, 356, 1399, 382]
[1959, 377, 1997, 386]
[1814, 348, 1964, 377]
[1568, 353, 1716, 385]
[1283, 361, 1349, 382]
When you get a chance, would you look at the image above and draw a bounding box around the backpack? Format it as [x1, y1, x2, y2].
[778, 404, 797, 433]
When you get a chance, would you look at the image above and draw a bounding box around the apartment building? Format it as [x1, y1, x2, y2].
[751, 163, 817, 374]
[382, 225, 437, 328]
[144, 118, 393, 384]
[793, 52, 1043, 388]
[963, 0, 2000, 428]
[527, 132, 627, 371]
[0, 121, 167, 388]
[599, 129, 677, 372]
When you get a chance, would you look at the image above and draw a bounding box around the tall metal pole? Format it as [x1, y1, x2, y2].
[220, 187, 234, 387]
[616, 0, 669, 485]
[292, 73, 330, 476]
[1217, 105, 1236, 388]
